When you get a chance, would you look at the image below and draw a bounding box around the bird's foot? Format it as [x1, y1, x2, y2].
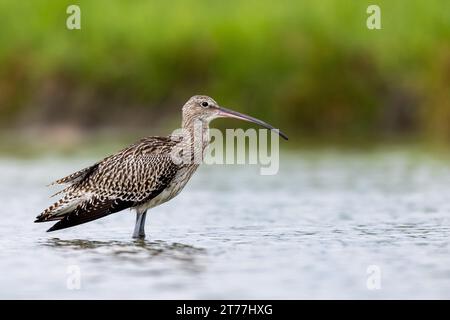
[132, 232, 146, 239]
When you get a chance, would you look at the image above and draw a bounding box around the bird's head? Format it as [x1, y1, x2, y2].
[182, 95, 288, 140]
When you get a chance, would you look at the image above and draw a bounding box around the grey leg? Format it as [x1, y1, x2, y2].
[132, 210, 147, 239]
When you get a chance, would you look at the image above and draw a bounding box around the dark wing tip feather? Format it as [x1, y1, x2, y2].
[46, 197, 133, 232]
[46, 224, 60, 232]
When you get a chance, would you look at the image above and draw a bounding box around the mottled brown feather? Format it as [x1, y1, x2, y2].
[36, 136, 181, 226]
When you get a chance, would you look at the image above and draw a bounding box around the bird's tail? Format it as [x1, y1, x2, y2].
[44, 197, 133, 232]
[35, 194, 83, 223]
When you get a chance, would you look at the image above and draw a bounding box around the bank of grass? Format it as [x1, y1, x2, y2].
[0, 0, 449, 143]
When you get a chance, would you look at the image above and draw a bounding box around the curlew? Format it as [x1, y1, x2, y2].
[35, 95, 288, 238]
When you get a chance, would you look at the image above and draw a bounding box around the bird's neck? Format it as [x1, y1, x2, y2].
[180, 116, 211, 162]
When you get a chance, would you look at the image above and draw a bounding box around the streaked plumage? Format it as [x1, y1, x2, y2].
[35, 95, 288, 238]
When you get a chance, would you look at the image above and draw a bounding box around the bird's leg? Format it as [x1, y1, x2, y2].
[132, 210, 147, 239]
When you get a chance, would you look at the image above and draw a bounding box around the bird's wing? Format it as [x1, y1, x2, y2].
[48, 136, 180, 187]
[36, 137, 181, 231]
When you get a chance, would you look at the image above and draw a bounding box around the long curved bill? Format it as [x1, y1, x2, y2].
[216, 106, 289, 140]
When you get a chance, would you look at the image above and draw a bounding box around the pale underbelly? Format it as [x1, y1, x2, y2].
[135, 165, 198, 213]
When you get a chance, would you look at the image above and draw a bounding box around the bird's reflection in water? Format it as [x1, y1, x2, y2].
[41, 238, 206, 273]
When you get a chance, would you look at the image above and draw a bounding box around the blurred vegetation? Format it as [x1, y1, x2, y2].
[0, 0, 449, 150]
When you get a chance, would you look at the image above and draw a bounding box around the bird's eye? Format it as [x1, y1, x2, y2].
[201, 101, 209, 107]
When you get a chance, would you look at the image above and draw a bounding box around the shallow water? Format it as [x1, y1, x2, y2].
[1, 150, 450, 299]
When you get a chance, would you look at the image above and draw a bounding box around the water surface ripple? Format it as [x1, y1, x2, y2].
[1, 150, 450, 298]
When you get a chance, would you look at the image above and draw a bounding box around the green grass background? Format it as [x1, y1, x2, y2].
[0, 0, 449, 150]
